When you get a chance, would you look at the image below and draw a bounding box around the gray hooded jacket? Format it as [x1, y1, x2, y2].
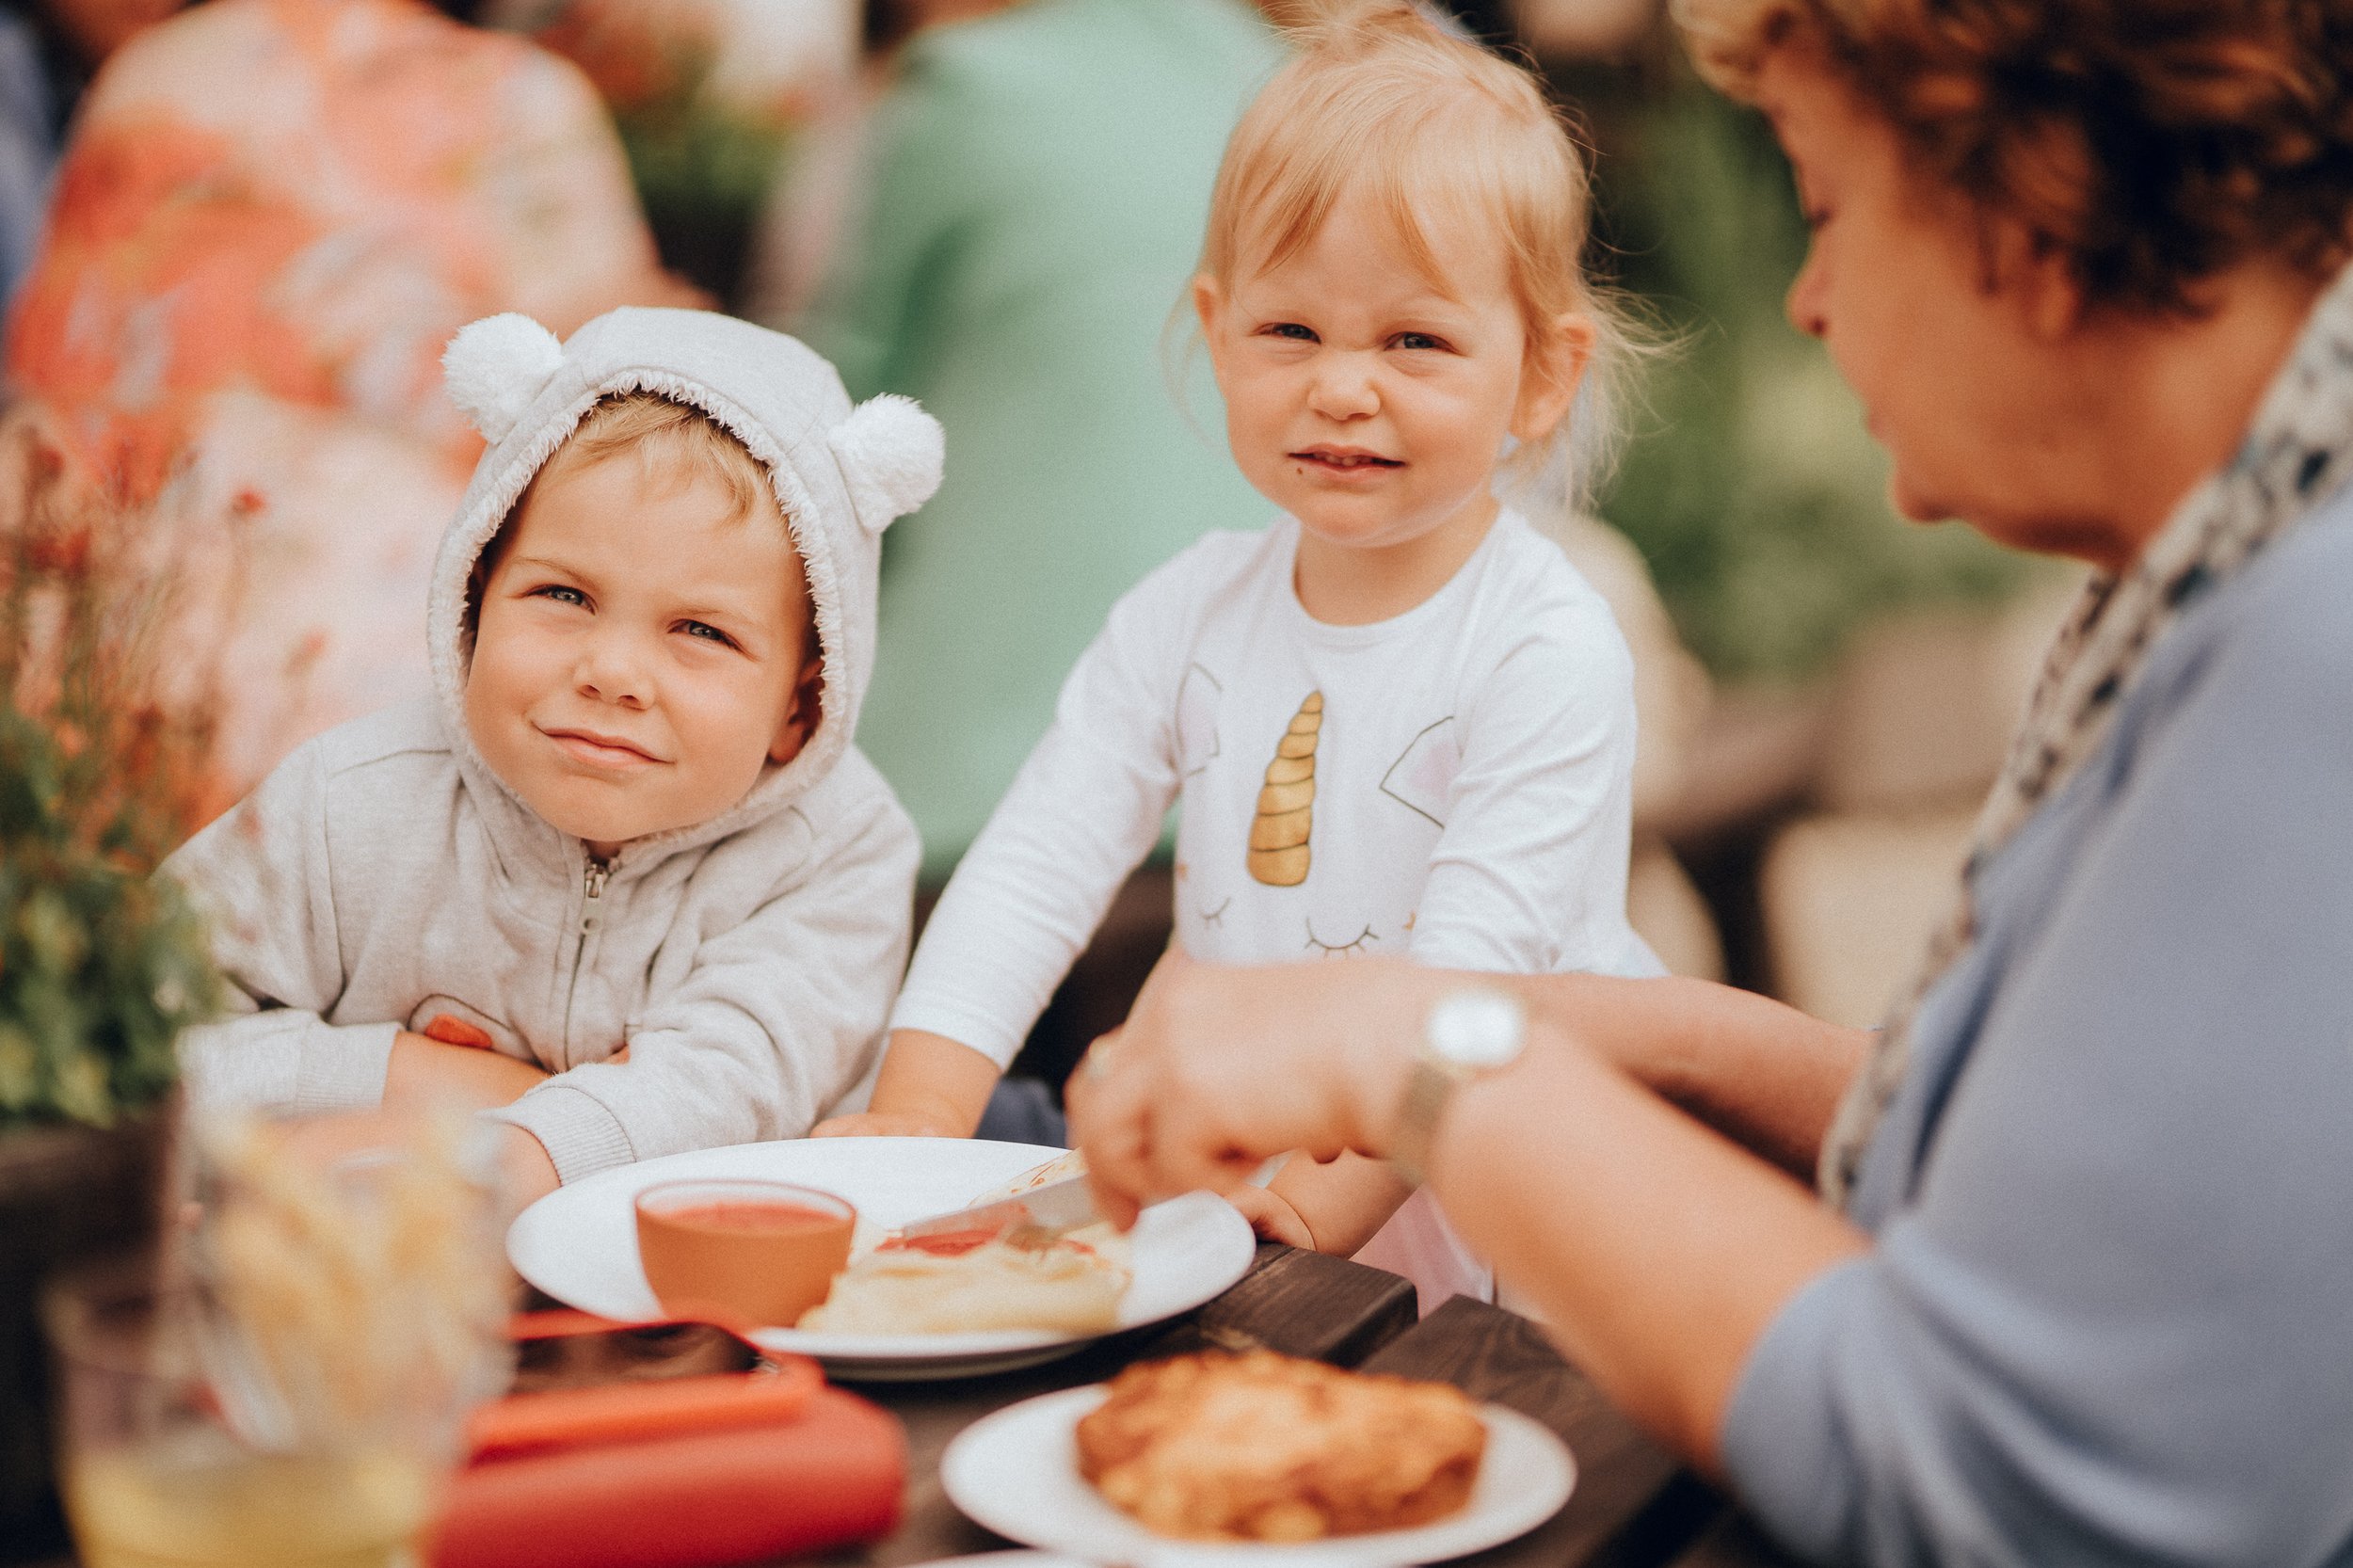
[166, 309, 936, 1182]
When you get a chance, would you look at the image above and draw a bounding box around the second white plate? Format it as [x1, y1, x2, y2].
[941, 1384, 1577, 1567]
[506, 1137, 1257, 1380]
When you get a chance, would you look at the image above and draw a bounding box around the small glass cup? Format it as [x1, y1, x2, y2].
[634, 1178, 856, 1326]
[44, 1106, 514, 1568]
[44, 1258, 440, 1568]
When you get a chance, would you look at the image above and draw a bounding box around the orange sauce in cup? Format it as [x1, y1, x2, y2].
[634, 1181, 856, 1327]
[660, 1202, 846, 1234]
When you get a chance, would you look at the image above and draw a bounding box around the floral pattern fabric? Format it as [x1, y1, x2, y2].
[2, 0, 687, 795]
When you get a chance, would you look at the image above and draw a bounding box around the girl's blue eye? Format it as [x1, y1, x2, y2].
[1395, 332, 1446, 352]
[533, 584, 586, 606]
[1266, 322, 1317, 342]
[680, 620, 738, 648]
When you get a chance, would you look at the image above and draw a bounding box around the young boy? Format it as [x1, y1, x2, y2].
[166, 307, 940, 1204]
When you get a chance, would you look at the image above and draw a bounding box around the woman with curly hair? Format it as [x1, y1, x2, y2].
[1070, 2, 2353, 1561]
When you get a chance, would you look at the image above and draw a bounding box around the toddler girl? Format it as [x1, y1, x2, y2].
[819, 3, 1659, 1310]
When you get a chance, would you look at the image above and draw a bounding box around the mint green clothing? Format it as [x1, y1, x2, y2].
[797, 0, 1280, 876]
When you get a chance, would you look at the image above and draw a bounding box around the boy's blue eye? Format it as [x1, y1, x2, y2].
[532, 584, 587, 607]
[1395, 332, 1447, 352]
[1265, 322, 1317, 342]
[680, 620, 738, 648]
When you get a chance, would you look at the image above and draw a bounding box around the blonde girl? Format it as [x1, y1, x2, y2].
[823, 2, 1660, 1312]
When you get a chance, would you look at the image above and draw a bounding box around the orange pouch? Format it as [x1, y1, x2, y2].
[429, 1318, 904, 1568]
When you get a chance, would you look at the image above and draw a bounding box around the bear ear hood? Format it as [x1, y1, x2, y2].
[427, 308, 942, 846]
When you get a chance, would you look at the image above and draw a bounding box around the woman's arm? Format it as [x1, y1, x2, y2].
[1068, 957, 1869, 1468]
[1424, 1031, 1867, 1466]
[1529, 972, 1869, 1179]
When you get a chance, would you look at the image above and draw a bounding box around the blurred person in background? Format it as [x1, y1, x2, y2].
[2, 0, 692, 808]
[782, 0, 1282, 890]
[767, 0, 1283, 1128]
[0, 0, 186, 305]
[490, 0, 859, 306]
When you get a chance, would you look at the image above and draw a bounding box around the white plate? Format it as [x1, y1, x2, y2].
[506, 1138, 1256, 1380]
[941, 1384, 1576, 1568]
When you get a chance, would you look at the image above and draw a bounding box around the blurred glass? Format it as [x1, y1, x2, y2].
[46, 1263, 438, 1568]
[43, 1110, 512, 1568]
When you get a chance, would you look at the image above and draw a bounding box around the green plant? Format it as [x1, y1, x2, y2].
[1574, 60, 2032, 680]
[529, 1, 799, 309]
[0, 443, 222, 1130]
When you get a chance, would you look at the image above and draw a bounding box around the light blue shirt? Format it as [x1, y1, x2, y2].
[1724, 481, 2353, 1566]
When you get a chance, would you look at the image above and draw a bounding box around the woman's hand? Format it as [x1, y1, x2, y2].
[1067, 953, 1872, 1469]
[1067, 957, 1435, 1225]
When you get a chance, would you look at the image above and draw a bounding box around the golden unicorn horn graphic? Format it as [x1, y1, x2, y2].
[1248, 692, 1322, 887]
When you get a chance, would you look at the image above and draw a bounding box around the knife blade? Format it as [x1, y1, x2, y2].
[896, 1170, 1103, 1246]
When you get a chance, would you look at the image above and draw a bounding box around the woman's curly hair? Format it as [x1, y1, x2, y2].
[1673, 0, 2353, 313]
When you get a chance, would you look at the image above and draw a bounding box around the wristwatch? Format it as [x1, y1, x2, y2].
[1389, 986, 1528, 1188]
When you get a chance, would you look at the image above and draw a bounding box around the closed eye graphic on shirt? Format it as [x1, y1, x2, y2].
[1248, 691, 1322, 886]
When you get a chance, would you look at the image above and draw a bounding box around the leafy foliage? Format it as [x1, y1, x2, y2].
[1578, 64, 2031, 680]
[531, 1, 797, 310]
[0, 443, 222, 1130]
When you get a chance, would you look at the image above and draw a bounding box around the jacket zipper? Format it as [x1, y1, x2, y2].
[560, 854, 610, 1065]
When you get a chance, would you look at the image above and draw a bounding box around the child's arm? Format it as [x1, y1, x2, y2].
[821, 551, 1209, 1138]
[1409, 596, 1648, 977]
[164, 740, 422, 1117]
[811, 1028, 1002, 1138]
[1259, 1152, 1416, 1255]
[382, 1031, 552, 1111]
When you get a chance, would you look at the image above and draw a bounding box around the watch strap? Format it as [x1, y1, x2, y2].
[1390, 1057, 1464, 1190]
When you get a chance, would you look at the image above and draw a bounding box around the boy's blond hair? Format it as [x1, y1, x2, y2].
[472, 392, 809, 634]
[1199, 2, 1641, 496]
[541, 393, 776, 530]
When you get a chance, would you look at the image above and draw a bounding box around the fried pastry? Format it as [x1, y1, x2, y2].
[1076, 1350, 1486, 1541]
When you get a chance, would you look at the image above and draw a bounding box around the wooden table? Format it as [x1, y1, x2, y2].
[802, 1243, 1778, 1568]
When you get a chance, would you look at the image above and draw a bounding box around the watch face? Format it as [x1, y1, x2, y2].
[1427, 988, 1526, 1069]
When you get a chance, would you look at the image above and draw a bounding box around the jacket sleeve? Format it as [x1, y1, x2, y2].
[1719, 563, 2353, 1567]
[160, 742, 400, 1115]
[884, 553, 1193, 1067]
[486, 787, 921, 1184]
[1408, 611, 1657, 980]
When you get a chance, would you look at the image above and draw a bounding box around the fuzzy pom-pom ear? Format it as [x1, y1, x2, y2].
[442, 313, 566, 443]
[827, 393, 943, 534]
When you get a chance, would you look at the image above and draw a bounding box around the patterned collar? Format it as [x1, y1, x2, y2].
[1821, 261, 2353, 1208]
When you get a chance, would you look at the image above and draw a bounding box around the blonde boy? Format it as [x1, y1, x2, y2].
[168, 309, 939, 1203]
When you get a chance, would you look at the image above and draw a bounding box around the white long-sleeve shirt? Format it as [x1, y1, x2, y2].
[896, 513, 1658, 1305]
[896, 512, 1657, 1064]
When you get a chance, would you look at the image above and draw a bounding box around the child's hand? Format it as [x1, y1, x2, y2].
[384, 1030, 550, 1112]
[809, 1111, 963, 1139]
[497, 1126, 562, 1209]
[815, 1029, 1000, 1139]
[1223, 1182, 1317, 1249]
